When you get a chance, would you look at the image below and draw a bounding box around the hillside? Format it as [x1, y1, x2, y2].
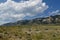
[1, 15, 60, 26]
[0, 15, 60, 40]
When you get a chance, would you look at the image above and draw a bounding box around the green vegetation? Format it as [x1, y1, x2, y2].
[0, 24, 60, 40]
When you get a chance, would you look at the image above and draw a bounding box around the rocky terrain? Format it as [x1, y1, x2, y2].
[2, 15, 60, 26]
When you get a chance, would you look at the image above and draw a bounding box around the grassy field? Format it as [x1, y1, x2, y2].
[0, 24, 60, 40]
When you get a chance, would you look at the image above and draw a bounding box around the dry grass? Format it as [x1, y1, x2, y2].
[0, 24, 60, 40]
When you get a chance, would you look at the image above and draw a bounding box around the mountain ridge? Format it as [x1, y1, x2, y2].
[1, 15, 60, 26]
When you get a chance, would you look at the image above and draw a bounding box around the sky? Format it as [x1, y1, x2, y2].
[0, 0, 60, 25]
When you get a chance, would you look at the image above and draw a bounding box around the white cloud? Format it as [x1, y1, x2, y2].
[49, 10, 60, 16]
[0, 0, 48, 25]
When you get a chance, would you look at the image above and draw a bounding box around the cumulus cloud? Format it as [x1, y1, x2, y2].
[0, 0, 48, 25]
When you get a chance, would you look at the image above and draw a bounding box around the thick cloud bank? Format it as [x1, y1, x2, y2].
[0, 0, 48, 25]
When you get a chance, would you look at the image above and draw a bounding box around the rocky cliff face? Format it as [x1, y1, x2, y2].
[1, 15, 60, 26]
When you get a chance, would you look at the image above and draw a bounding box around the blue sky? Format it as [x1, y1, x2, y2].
[43, 0, 60, 13]
[0, 0, 60, 25]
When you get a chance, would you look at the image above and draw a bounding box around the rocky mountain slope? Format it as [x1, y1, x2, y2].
[1, 15, 60, 26]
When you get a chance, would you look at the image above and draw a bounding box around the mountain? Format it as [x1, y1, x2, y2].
[1, 15, 60, 26]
